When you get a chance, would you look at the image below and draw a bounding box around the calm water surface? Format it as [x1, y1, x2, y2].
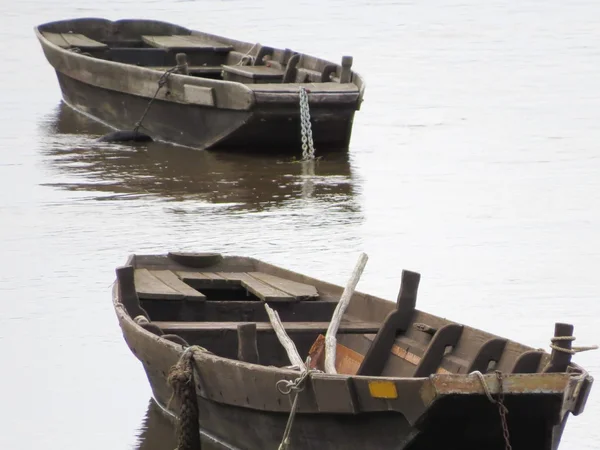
[1, 1, 599, 449]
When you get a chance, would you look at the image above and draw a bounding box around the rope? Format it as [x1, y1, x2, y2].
[236, 42, 258, 66]
[276, 357, 321, 450]
[471, 370, 512, 450]
[471, 370, 496, 404]
[167, 346, 205, 450]
[550, 336, 598, 355]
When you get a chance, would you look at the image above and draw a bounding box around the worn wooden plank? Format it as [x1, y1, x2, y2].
[466, 338, 507, 373]
[413, 323, 464, 377]
[141, 35, 233, 52]
[153, 320, 381, 334]
[134, 268, 184, 300]
[511, 350, 544, 374]
[149, 270, 206, 301]
[216, 272, 293, 302]
[247, 272, 318, 299]
[43, 32, 108, 50]
[311, 374, 358, 413]
[357, 270, 420, 376]
[176, 271, 225, 281]
[222, 65, 284, 80]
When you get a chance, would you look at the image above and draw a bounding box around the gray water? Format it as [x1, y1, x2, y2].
[1, 1, 599, 449]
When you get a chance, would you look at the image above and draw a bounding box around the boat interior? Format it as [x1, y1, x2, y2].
[38, 18, 357, 86]
[117, 253, 586, 381]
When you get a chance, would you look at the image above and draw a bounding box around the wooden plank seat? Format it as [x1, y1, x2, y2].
[177, 271, 319, 302]
[134, 268, 206, 301]
[153, 320, 381, 335]
[141, 35, 233, 53]
[221, 65, 284, 83]
[43, 32, 108, 50]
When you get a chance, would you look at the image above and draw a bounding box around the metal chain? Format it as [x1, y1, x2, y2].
[299, 87, 316, 160]
[495, 370, 512, 450]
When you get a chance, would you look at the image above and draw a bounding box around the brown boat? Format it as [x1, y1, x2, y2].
[35, 18, 365, 153]
[113, 252, 594, 450]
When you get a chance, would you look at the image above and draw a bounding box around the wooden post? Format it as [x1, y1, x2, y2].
[543, 322, 574, 373]
[237, 323, 259, 364]
[264, 303, 305, 370]
[176, 52, 189, 75]
[340, 56, 353, 83]
[324, 252, 369, 374]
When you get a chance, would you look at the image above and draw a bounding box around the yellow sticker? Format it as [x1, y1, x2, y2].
[368, 381, 398, 399]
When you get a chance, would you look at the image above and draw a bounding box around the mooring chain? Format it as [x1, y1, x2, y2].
[298, 87, 315, 160]
[471, 370, 512, 450]
[495, 371, 512, 450]
[133, 66, 181, 133]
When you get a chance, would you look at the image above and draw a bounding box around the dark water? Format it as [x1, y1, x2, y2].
[2, 1, 599, 449]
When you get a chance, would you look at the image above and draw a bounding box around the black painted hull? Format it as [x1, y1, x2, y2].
[142, 365, 567, 450]
[55, 72, 355, 153]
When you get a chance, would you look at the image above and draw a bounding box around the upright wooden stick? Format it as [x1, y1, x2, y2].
[325, 252, 369, 374]
[264, 303, 306, 370]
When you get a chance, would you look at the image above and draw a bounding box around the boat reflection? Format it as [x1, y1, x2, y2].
[135, 398, 236, 450]
[39, 102, 362, 213]
[134, 399, 177, 450]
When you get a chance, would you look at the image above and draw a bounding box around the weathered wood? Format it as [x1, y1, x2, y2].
[282, 53, 300, 83]
[254, 45, 274, 65]
[467, 338, 507, 373]
[511, 350, 544, 374]
[217, 272, 294, 302]
[264, 303, 305, 369]
[115, 265, 150, 319]
[357, 270, 420, 376]
[140, 298, 340, 322]
[237, 323, 259, 364]
[175, 52, 189, 75]
[153, 320, 380, 334]
[141, 35, 233, 52]
[543, 323, 574, 373]
[413, 324, 464, 377]
[134, 268, 185, 300]
[167, 252, 223, 268]
[247, 272, 318, 300]
[177, 271, 225, 281]
[149, 270, 206, 301]
[43, 32, 108, 50]
[325, 252, 369, 374]
[311, 374, 358, 413]
[222, 65, 284, 81]
[340, 55, 353, 83]
[321, 64, 337, 82]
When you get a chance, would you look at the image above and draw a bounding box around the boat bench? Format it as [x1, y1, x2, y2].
[142, 34, 233, 66]
[43, 32, 108, 51]
[134, 268, 319, 302]
[153, 320, 381, 335]
[221, 65, 284, 84]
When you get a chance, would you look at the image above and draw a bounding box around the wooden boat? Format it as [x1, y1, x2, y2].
[35, 18, 365, 153]
[113, 252, 594, 450]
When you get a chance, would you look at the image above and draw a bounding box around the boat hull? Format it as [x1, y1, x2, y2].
[36, 18, 363, 153]
[118, 300, 576, 450]
[55, 71, 356, 152]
